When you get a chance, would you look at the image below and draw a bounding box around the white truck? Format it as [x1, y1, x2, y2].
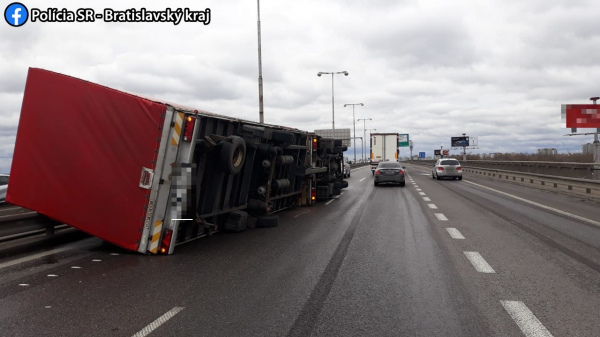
[370, 133, 399, 175]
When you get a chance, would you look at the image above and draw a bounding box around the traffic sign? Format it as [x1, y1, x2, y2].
[419, 152, 425, 158]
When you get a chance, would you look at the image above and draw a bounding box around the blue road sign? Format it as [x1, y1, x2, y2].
[419, 152, 425, 158]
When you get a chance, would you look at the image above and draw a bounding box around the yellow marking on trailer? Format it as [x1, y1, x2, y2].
[149, 220, 163, 254]
[170, 112, 184, 146]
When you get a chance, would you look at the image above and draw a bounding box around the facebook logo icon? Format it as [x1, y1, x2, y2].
[4, 2, 28, 27]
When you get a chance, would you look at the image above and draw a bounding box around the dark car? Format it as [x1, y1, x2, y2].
[374, 162, 405, 186]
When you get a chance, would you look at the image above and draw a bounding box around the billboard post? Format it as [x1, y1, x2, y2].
[562, 98, 600, 180]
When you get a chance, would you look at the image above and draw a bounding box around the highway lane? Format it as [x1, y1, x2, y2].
[0, 164, 598, 336]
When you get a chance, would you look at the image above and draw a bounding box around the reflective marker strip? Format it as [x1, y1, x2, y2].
[170, 112, 184, 146]
[464, 251, 496, 273]
[149, 220, 163, 254]
[446, 228, 465, 239]
[132, 307, 184, 337]
[500, 301, 554, 337]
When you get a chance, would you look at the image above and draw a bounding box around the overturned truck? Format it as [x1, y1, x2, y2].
[7, 68, 348, 254]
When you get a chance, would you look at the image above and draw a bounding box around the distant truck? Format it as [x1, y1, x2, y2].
[370, 133, 399, 175]
[7, 68, 348, 254]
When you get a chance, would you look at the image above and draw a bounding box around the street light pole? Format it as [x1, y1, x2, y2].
[317, 71, 349, 129]
[358, 118, 372, 162]
[257, 0, 264, 123]
[344, 103, 364, 163]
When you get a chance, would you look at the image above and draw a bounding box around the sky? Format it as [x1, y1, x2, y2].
[1, 0, 599, 172]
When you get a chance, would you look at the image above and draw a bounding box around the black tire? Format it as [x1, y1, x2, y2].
[334, 139, 343, 147]
[333, 182, 342, 190]
[342, 145, 348, 151]
[220, 136, 246, 175]
[333, 188, 341, 195]
[341, 181, 349, 188]
[256, 215, 279, 228]
[436, 175, 441, 180]
[400, 181, 405, 187]
[458, 176, 463, 180]
[333, 146, 344, 154]
[372, 171, 375, 176]
[374, 181, 378, 186]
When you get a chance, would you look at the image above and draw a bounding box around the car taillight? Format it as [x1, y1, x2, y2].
[398, 170, 404, 175]
[375, 170, 380, 175]
[311, 187, 316, 201]
[457, 167, 462, 171]
[183, 116, 195, 142]
[312, 137, 318, 150]
[437, 167, 444, 171]
[159, 229, 174, 254]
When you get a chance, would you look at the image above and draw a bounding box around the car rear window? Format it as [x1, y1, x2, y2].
[379, 162, 401, 168]
[441, 160, 460, 166]
[0, 176, 8, 185]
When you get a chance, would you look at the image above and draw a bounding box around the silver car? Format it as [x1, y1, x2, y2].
[432, 159, 462, 180]
[0, 174, 8, 203]
[374, 162, 405, 186]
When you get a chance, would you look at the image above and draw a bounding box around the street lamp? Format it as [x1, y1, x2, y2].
[344, 103, 363, 163]
[358, 118, 372, 162]
[257, 0, 264, 123]
[317, 71, 349, 129]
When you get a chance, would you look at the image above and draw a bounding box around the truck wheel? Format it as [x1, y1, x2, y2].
[334, 139, 343, 147]
[220, 136, 246, 175]
[333, 188, 341, 195]
[256, 215, 279, 228]
[341, 181, 349, 188]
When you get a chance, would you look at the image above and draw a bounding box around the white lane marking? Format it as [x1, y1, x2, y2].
[325, 199, 335, 205]
[360, 177, 366, 182]
[0, 238, 98, 270]
[446, 228, 465, 239]
[465, 181, 600, 228]
[132, 307, 185, 337]
[294, 210, 310, 218]
[423, 197, 431, 201]
[419, 192, 426, 195]
[416, 189, 422, 191]
[500, 301, 554, 337]
[47, 274, 58, 277]
[464, 252, 496, 273]
[92, 259, 102, 262]
[18, 284, 29, 287]
[427, 204, 438, 209]
[110, 253, 120, 256]
[71, 266, 82, 269]
[435, 213, 448, 221]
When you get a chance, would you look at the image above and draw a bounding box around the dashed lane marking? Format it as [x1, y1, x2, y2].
[360, 178, 366, 182]
[419, 192, 426, 195]
[500, 301, 554, 337]
[434, 213, 448, 221]
[427, 204, 438, 209]
[132, 307, 185, 337]
[464, 251, 496, 273]
[325, 199, 335, 205]
[423, 197, 431, 201]
[445, 228, 465, 239]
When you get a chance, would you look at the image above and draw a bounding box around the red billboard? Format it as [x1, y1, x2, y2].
[562, 104, 600, 128]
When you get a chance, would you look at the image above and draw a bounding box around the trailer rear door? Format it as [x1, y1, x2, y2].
[8, 68, 168, 252]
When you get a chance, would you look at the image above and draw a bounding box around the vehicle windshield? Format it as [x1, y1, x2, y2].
[378, 162, 401, 169]
[441, 160, 460, 166]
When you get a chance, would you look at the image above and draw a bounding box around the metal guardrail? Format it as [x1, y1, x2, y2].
[406, 160, 600, 199]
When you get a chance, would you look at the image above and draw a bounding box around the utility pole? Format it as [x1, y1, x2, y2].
[257, 0, 264, 123]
